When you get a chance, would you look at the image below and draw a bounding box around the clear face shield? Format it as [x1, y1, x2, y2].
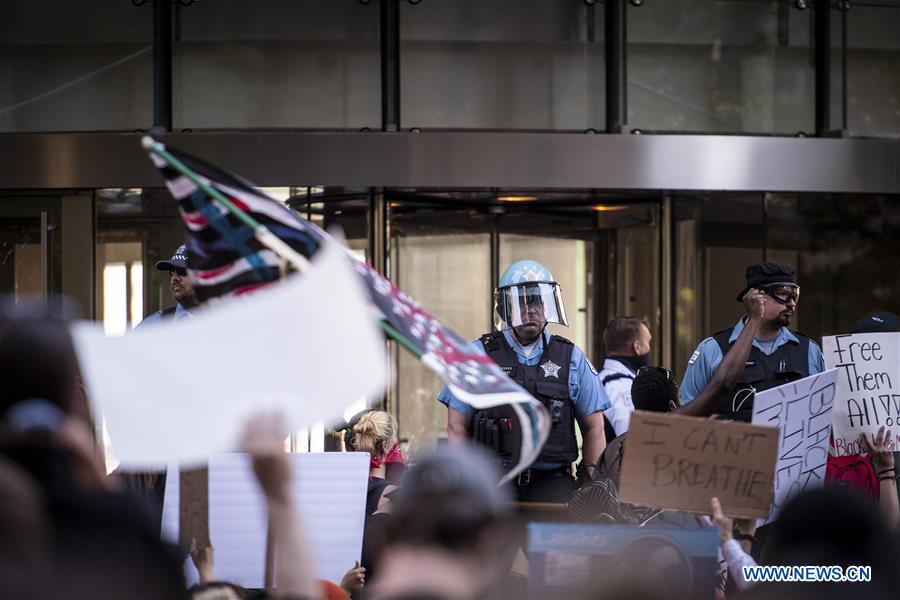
[494, 282, 568, 330]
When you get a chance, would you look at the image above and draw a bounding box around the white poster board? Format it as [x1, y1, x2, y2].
[823, 333, 900, 456]
[73, 243, 388, 469]
[162, 452, 369, 588]
[751, 369, 838, 524]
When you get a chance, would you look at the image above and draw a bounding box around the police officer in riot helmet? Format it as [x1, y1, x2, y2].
[437, 260, 611, 503]
[680, 262, 825, 422]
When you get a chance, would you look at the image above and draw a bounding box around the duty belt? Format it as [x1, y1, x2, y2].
[516, 465, 571, 487]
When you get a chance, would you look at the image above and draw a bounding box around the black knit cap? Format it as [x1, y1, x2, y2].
[736, 262, 796, 302]
[849, 311, 900, 334]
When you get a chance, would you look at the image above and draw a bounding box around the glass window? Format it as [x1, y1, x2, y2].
[672, 193, 900, 377]
[831, 2, 900, 137]
[392, 232, 491, 454]
[765, 193, 900, 339]
[613, 224, 662, 366]
[96, 188, 183, 323]
[628, 0, 813, 134]
[0, 0, 152, 132]
[401, 0, 605, 130]
[173, 0, 379, 130]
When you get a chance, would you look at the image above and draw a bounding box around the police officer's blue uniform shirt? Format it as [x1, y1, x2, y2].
[437, 329, 610, 469]
[679, 317, 825, 405]
[134, 303, 193, 329]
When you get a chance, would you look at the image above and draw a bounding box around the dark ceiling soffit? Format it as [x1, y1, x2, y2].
[0, 132, 896, 194]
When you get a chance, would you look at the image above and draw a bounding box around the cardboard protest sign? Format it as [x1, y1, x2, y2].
[751, 370, 838, 524]
[618, 411, 778, 519]
[179, 465, 210, 548]
[823, 333, 900, 457]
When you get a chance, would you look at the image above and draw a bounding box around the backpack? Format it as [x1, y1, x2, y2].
[568, 433, 662, 525]
[825, 453, 878, 500]
[600, 371, 634, 443]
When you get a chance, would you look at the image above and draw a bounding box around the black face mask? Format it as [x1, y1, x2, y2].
[608, 352, 651, 374]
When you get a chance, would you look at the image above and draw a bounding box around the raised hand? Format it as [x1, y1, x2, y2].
[742, 288, 766, 321]
[341, 561, 366, 594]
[861, 425, 896, 472]
[710, 496, 733, 546]
[241, 412, 291, 503]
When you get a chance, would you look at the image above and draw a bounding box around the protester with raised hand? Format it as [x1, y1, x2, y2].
[340, 561, 366, 596]
[241, 412, 317, 600]
[709, 497, 757, 593]
[861, 425, 900, 530]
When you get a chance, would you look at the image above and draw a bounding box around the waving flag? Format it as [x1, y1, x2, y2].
[144, 139, 549, 483]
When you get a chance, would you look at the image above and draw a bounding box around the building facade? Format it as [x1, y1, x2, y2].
[1, 0, 899, 452]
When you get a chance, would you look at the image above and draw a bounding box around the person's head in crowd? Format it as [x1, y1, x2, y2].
[760, 487, 900, 595]
[0, 299, 80, 422]
[189, 581, 245, 600]
[849, 311, 900, 334]
[156, 244, 198, 309]
[604, 316, 652, 368]
[736, 262, 799, 328]
[0, 457, 49, 599]
[0, 298, 188, 599]
[374, 446, 516, 598]
[631, 366, 679, 413]
[352, 410, 397, 470]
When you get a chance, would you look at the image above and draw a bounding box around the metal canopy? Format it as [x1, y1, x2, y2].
[0, 132, 897, 194]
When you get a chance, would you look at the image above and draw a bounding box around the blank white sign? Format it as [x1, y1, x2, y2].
[162, 452, 369, 588]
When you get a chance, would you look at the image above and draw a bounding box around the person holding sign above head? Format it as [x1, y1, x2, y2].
[824, 312, 900, 500]
[438, 259, 610, 503]
[680, 262, 825, 422]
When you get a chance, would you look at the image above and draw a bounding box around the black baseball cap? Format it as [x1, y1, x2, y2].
[849, 312, 900, 334]
[155, 244, 188, 271]
[736, 262, 797, 302]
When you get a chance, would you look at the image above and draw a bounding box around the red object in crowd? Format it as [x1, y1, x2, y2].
[319, 580, 349, 600]
[370, 440, 404, 470]
[384, 440, 405, 464]
[825, 452, 878, 500]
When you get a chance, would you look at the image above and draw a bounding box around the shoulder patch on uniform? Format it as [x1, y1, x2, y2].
[688, 349, 701, 365]
[587, 359, 599, 376]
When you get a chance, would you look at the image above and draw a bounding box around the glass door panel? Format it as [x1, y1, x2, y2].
[0, 196, 62, 304]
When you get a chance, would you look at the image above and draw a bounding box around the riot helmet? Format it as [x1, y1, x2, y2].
[494, 260, 567, 331]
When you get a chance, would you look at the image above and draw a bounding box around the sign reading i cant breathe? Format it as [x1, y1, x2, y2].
[823, 333, 900, 457]
[618, 411, 778, 519]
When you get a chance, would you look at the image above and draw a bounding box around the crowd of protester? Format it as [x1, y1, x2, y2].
[3, 278, 900, 599]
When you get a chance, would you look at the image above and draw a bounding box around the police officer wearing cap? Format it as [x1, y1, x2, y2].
[680, 262, 825, 421]
[135, 244, 198, 328]
[437, 260, 610, 503]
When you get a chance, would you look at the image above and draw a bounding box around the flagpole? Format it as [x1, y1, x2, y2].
[142, 136, 310, 272]
[142, 136, 426, 359]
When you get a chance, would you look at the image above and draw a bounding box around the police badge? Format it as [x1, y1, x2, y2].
[540, 360, 562, 379]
